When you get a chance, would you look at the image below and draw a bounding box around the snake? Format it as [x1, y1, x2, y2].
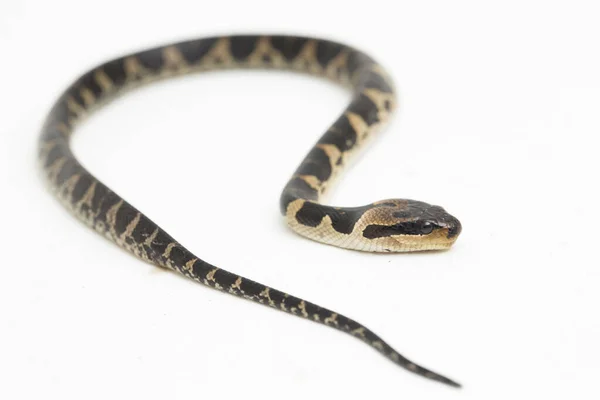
[38, 35, 462, 388]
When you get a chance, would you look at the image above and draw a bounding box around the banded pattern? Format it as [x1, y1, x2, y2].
[38, 35, 461, 388]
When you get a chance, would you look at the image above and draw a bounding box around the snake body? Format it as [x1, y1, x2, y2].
[38, 35, 462, 387]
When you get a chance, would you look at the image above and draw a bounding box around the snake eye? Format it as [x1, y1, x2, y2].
[419, 222, 434, 235]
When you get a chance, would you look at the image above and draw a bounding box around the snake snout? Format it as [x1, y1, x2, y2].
[425, 205, 462, 239]
[446, 217, 462, 239]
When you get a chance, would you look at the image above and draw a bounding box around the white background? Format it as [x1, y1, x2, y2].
[1, 1, 599, 399]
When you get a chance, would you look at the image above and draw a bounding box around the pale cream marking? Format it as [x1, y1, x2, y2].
[93, 69, 114, 92]
[247, 37, 286, 67]
[58, 173, 81, 201]
[163, 242, 177, 258]
[292, 40, 321, 74]
[311, 215, 335, 241]
[79, 87, 96, 107]
[105, 199, 124, 235]
[76, 180, 97, 210]
[163, 260, 176, 271]
[407, 363, 418, 371]
[280, 298, 288, 312]
[295, 174, 322, 191]
[231, 276, 243, 291]
[370, 63, 395, 89]
[206, 268, 219, 282]
[181, 258, 195, 273]
[298, 300, 309, 318]
[144, 228, 159, 247]
[38, 139, 59, 164]
[201, 37, 234, 67]
[372, 341, 384, 351]
[94, 220, 106, 234]
[56, 122, 71, 138]
[162, 46, 189, 71]
[390, 352, 400, 362]
[316, 143, 342, 170]
[324, 313, 338, 326]
[324, 50, 350, 82]
[351, 327, 366, 337]
[284, 198, 306, 219]
[313, 314, 320, 322]
[314, 143, 344, 192]
[66, 116, 78, 127]
[46, 157, 67, 184]
[123, 56, 151, 81]
[259, 287, 275, 307]
[120, 212, 141, 242]
[346, 111, 370, 141]
[351, 63, 395, 88]
[362, 88, 396, 118]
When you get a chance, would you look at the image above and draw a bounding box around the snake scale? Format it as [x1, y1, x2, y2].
[38, 35, 462, 388]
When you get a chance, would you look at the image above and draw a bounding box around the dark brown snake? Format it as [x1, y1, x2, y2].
[38, 35, 463, 388]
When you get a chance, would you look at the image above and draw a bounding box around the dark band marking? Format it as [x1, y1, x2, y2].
[295, 202, 373, 235]
[89, 181, 109, 215]
[70, 173, 94, 205]
[270, 36, 310, 61]
[101, 59, 127, 88]
[393, 211, 411, 219]
[114, 202, 140, 238]
[55, 159, 80, 187]
[41, 124, 68, 141]
[362, 224, 398, 239]
[230, 36, 258, 61]
[295, 147, 332, 182]
[316, 40, 343, 68]
[148, 229, 174, 258]
[294, 201, 327, 227]
[167, 245, 190, 267]
[362, 222, 439, 239]
[45, 102, 72, 131]
[177, 38, 219, 64]
[65, 71, 104, 107]
[319, 115, 358, 152]
[329, 207, 367, 235]
[347, 93, 380, 126]
[137, 48, 165, 72]
[358, 71, 394, 93]
[130, 213, 160, 244]
[346, 51, 373, 76]
[280, 177, 319, 214]
[44, 144, 67, 169]
[213, 269, 240, 289]
[77, 70, 104, 99]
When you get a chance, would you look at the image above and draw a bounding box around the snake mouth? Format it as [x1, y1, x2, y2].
[383, 227, 460, 252]
[446, 218, 462, 239]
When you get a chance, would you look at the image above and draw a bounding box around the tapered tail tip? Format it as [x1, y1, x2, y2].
[426, 372, 462, 388]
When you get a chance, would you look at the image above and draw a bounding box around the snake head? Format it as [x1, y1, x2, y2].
[359, 199, 462, 251]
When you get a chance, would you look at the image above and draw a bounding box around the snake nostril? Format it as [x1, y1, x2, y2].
[447, 219, 462, 238]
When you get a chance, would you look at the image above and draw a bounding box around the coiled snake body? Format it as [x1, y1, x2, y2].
[38, 35, 462, 388]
